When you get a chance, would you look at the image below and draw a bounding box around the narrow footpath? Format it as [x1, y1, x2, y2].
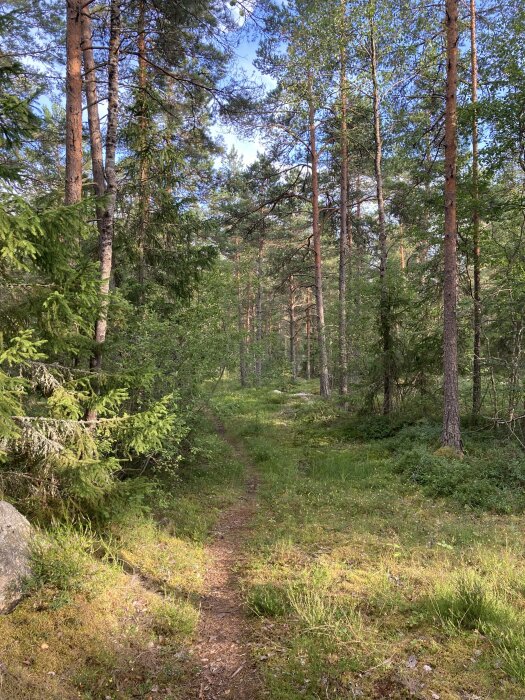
[189, 420, 261, 699]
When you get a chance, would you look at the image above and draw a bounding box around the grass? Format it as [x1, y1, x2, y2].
[0, 411, 245, 699]
[3, 382, 525, 698]
[213, 381, 525, 699]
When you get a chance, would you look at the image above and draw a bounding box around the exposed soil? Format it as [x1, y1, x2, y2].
[188, 420, 261, 699]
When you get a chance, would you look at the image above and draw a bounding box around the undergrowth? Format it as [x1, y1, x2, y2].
[0, 410, 245, 700]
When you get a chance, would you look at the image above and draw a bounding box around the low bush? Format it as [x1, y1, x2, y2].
[393, 446, 525, 513]
[341, 414, 410, 441]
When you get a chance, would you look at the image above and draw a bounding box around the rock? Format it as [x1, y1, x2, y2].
[0, 501, 32, 613]
[406, 655, 418, 669]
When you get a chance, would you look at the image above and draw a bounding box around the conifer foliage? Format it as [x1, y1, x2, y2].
[2, 0, 525, 520]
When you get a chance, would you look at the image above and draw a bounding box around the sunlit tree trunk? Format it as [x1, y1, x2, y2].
[81, 8, 105, 234]
[306, 287, 312, 380]
[470, 0, 482, 418]
[307, 72, 330, 397]
[289, 277, 297, 381]
[137, 0, 148, 296]
[442, 0, 462, 450]
[338, 40, 349, 396]
[370, 22, 392, 414]
[235, 238, 247, 387]
[255, 231, 264, 383]
[65, 0, 83, 205]
[399, 224, 406, 271]
[90, 0, 120, 376]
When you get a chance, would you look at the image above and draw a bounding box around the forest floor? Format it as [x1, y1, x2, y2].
[1, 383, 525, 699]
[188, 418, 261, 699]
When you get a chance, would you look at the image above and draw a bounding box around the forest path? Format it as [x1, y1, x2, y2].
[188, 417, 262, 699]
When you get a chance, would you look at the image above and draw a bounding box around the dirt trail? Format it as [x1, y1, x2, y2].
[189, 420, 261, 699]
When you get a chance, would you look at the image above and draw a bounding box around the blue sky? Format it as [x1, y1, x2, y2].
[215, 31, 274, 164]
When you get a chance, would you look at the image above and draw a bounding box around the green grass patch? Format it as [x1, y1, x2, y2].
[0, 409, 245, 699]
[213, 382, 525, 699]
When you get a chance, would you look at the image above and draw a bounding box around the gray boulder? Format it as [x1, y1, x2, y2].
[0, 501, 32, 613]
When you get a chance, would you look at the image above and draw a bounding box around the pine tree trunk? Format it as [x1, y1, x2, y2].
[338, 44, 349, 396]
[442, 0, 462, 450]
[399, 224, 406, 270]
[65, 0, 83, 205]
[137, 0, 148, 297]
[90, 0, 120, 374]
[308, 73, 330, 397]
[306, 288, 312, 381]
[255, 232, 264, 383]
[370, 24, 392, 414]
[235, 239, 247, 387]
[352, 174, 362, 369]
[81, 8, 105, 233]
[470, 0, 482, 418]
[289, 277, 297, 382]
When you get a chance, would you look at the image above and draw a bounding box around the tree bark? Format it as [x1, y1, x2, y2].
[81, 7, 105, 233]
[307, 73, 330, 397]
[65, 0, 83, 205]
[235, 238, 247, 387]
[399, 224, 406, 271]
[305, 287, 312, 381]
[255, 231, 264, 383]
[90, 0, 120, 374]
[289, 277, 297, 382]
[470, 0, 481, 418]
[338, 41, 349, 396]
[370, 23, 392, 414]
[137, 0, 148, 296]
[442, 0, 462, 450]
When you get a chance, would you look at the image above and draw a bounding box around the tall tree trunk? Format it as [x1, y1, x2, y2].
[308, 73, 330, 397]
[306, 287, 312, 380]
[255, 231, 264, 383]
[137, 0, 148, 297]
[470, 0, 481, 418]
[90, 0, 120, 375]
[370, 23, 392, 414]
[399, 224, 406, 271]
[338, 41, 349, 396]
[235, 239, 247, 387]
[289, 277, 297, 382]
[65, 0, 83, 205]
[442, 0, 462, 450]
[246, 276, 253, 373]
[81, 7, 105, 233]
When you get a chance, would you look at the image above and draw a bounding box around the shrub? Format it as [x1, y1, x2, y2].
[388, 422, 442, 450]
[342, 414, 409, 441]
[393, 447, 464, 495]
[393, 446, 525, 513]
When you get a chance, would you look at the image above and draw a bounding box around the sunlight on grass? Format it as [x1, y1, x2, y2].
[215, 382, 525, 699]
[0, 412, 245, 699]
